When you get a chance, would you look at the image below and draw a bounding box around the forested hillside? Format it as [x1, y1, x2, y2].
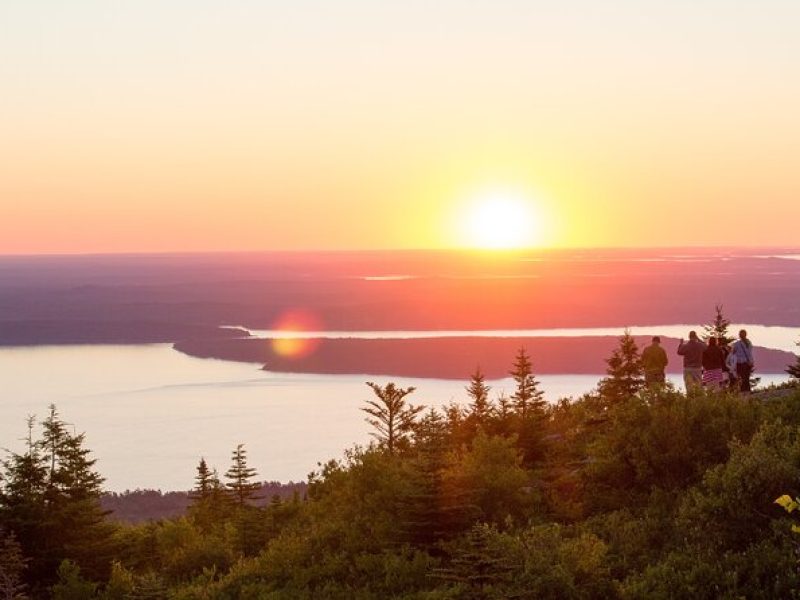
[3, 336, 800, 599]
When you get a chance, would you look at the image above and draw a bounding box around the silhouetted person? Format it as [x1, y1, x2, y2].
[677, 331, 706, 392]
[642, 336, 668, 387]
[731, 329, 755, 393]
[719, 337, 737, 389]
[702, 337, 725, 390]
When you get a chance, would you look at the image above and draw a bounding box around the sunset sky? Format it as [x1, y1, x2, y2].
[1, 1, 799, 253]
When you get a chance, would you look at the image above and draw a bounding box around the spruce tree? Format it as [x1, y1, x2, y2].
[703, 304, 734, 345]
[188, 459, 229, 531]
[509, 348, 545, 419]
[494, 392, 513, 431]
[225, 445, 260, 506]
[402, 410, 448, 547]
[190, 457, 213, 501]
[362, 382, 424, 455]
[598, 330, 645, 404]
[465, 367, 493, 423]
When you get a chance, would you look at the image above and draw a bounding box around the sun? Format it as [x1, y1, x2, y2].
[460, 192, 541, 250]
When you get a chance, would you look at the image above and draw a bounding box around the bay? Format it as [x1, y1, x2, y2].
[0, 343, 790, 491]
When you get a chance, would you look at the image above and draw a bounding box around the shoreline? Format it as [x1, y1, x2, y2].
[173, 335, 797, 379]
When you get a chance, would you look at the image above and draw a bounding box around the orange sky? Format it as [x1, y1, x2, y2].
[1, 2, 799, 253]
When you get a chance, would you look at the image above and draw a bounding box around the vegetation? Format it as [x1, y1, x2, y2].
[788, 338, 800, 381]
[703, 303, 735, 345]
[3, 348, 800, 598]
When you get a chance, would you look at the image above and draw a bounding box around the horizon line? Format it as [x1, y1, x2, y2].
[1, 244, 800, 260]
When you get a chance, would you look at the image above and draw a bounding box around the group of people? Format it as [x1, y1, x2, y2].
[641, 330, 755, 393]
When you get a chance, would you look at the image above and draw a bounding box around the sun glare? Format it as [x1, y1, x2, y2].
[461, 192, 541, 250]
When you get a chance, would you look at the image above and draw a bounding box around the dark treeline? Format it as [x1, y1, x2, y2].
[101, 482, 307, 524]
[3, 323, 800, 598]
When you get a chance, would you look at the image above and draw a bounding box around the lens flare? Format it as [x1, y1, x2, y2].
[269, 309, 323, 359]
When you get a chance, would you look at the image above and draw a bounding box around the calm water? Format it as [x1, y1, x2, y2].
[235, 324, 800, 353]
[0, 344, 790, 491]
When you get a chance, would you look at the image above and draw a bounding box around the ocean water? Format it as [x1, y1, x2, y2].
[233, 324, 800, 353]
[0, 343, 790, 491]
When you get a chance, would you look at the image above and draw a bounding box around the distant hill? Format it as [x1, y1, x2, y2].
[101, 481, 307, 523]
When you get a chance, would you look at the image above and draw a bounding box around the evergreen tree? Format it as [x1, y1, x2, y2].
[509, 348, 545, 419]
[0, 417, 47, 570]
[362, 382, 424, 455]
[225, 445, 260, 506]
[465, 367, 493, 423]
[598, 330, 645, 404]
[0, 531, 28, 600]
[190, 457, 213, 501]
[494, 392, 513, 431]
[188, 460, 229, 531]
[413, 408, 448, 455]
[1, 409, 112, 589]
[703, 303, 735, 345]
[787, 338, 800, 381]
[402, 408, 470, 547]
[434, 524, 515, 597]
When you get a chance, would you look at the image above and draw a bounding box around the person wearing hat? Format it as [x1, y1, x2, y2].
[642, 336, 669, 387]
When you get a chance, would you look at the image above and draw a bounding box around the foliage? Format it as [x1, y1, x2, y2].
[787, 338, 800, 380]
[5, 354, 800, 599]
[0, 407, 115, 593]
[509, 347, 545, 419]
[51, 560, 97, 600]
[0, 531, 28, 600]
[702, 303, 734, 345]
[598, 330, 645, 405]
[465, 367, 493, 430]
[225, 445, 260, 506]
[362, 382, 424, 454]
[584, 388, 762, 512]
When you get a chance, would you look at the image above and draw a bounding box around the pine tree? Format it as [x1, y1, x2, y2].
[509, 348, 545, 419]
[703, 304, 734, 345]
[465, 367, 493, 423]
[598, 330, 645, 404]
[225, 444, 260, 506]
[362, 382, 424, 455]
